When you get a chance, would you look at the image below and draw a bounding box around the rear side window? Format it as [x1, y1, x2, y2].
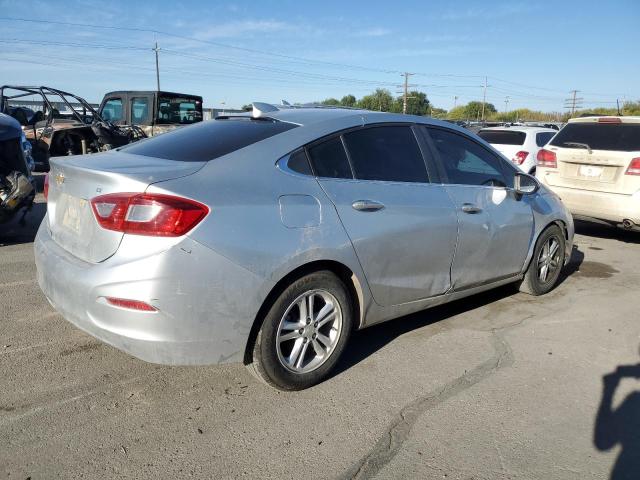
[550, 123, 640, 152]
[121, 118, 298, 162]
[307, 137, 353, 179]
[130, 97, 150, 124]
[477, 130, 526, 146]
[287, 149, 312, 175]
[343, 126, 429, 183]
[536, 132, 555, 147]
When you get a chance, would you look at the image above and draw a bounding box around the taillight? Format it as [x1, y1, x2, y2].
[90, 193, 209, 236]
[105, 297, 157, 312]
[43, 173, 49, 201]
[513, 151, 529, 165]
[537, 149, 557, 168]
[626, 158, 640, 176]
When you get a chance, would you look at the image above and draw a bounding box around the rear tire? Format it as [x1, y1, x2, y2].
[519, 225, 565, 295]
[248, 271, 353, 390]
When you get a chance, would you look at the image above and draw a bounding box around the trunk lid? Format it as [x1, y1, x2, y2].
[46, 151, 205, 263]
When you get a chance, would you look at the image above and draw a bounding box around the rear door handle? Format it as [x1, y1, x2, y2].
[461, 203, 482, 214]
[352, 200, 385, 212]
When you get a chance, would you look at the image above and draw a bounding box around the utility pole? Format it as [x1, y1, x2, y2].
[481, 76, 488, 121]
[504, 96, 510, 112]
[453, 95, 458, 109]
[399, 72, 415, 114]
[153, 42, 161, 91]
[564, 90, 583, 117]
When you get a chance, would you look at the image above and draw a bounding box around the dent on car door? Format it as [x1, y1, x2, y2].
[309, 125, 458, 306]
[424, 127, 534, 290]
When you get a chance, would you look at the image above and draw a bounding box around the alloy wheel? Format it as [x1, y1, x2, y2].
[275, 289, 343, 374]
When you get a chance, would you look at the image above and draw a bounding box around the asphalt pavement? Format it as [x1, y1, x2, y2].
[2, 197, 639, 479]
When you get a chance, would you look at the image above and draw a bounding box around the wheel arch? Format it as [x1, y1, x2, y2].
[243, 259, 365, 365]
[524, 219, 569, 272]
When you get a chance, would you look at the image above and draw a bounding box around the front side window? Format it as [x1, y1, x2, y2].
[307, 136, 353, 179]
[101, 98, 123, 122]
[427, 128, 508, 187]
[342, 126, 429, 183]
[130, 97, 150, 124]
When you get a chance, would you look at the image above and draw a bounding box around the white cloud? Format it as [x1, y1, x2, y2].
[353, 27, 392, 38]
[196, 20, 298, 39]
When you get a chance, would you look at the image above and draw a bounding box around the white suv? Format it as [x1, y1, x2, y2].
[478, 126, 557, 174]
[536, 116, 640, 231]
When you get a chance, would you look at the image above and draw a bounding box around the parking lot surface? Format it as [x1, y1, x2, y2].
[2, 197, 639, 479]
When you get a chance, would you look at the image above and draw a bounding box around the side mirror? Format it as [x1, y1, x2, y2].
[514, 172, 539, 195]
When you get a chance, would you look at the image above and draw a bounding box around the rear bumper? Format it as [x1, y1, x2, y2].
[34, 219, 264, 365]
[540, 182, 640, 225]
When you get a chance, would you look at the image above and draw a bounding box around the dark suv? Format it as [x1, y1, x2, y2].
[98, 91, 203, 138]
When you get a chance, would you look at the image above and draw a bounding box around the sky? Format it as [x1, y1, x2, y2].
[0, 0, 638, 112]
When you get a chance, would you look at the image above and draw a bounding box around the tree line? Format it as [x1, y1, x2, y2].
[243, 89, 640, 122]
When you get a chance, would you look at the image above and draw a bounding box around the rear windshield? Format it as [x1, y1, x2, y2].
[121, 118, 298, 161]
[157, 96, 203, 125]
[550, 123, 640, 152]
[477, 130, 526, 146]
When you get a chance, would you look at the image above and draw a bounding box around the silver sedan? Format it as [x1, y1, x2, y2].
[35, 104, 574, 390]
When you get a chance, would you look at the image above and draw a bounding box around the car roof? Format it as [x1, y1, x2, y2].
[246, 102, 456, 130]
[568, 116, 640, 124]
[102, 90, 203, 100]
[479, 126, 557, 133]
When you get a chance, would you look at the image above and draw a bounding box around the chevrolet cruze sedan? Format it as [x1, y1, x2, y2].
[35, 104, 574, 390]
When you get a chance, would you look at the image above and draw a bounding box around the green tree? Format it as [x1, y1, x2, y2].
[464, 101, 496, 120]
[320, 98, 341, 106]
[241, 104, 252, 111]
[446, 105, 468, 120]
[429, 107, 447, 118]
[395, 91, 431, 116]
[340, 94, 357, 107]
[357, 88, 395, 112]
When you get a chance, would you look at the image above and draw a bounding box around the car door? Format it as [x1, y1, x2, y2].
[309, 124, 458, 306]
[423, 126, 534, 290]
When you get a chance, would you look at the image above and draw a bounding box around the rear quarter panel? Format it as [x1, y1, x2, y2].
[145, 117, 374, 331]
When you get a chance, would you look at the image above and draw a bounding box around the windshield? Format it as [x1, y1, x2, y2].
[550, 123, 640, 152]
[477, 130, 526, 146]
[157, 96, 203, 125]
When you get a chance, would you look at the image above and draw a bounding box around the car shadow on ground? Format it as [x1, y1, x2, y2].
[0, 201, 46, 247]
[332, 246, 584, 378]
[594, 355, 640, 479]
[575, 219, 640, 245]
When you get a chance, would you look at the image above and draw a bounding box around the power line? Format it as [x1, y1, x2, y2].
[0, 16, 404, 76]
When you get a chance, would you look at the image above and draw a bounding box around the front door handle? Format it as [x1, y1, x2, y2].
[461, 203, 482, 214]
[352, 200, 385, 212]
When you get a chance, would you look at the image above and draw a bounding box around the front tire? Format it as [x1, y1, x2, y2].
[519, 225, 566, 295]
[248, 271, 353, 390]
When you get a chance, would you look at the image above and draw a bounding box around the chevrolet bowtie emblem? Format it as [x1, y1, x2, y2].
[54, 172, 65, 185]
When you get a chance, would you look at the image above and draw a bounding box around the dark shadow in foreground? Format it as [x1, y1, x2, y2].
[0, 201, 46, 246]
[594, 358, 640, 480]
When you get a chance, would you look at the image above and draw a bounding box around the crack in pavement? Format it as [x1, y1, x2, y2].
[339, 323, 519, 480]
